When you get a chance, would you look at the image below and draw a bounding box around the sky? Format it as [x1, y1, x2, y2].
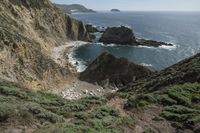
[51, 0, 200, 11]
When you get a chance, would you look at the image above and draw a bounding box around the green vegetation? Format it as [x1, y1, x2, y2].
[160, 83, 200, 129]
[125, 83, 200, 130]
[125, 93, 157, 109]
[0, 81, 134, 132]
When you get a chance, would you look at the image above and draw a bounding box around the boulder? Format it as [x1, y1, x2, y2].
[79, 52, 153, 87]
[99, 26, 136, 45]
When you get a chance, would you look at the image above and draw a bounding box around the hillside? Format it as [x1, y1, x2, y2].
[0, 0, 90, 90]
[0, 0, 199, 133]
[0, 53, 199, 132]
[55, 4, 96, 14]
[121, 53, 200, 93]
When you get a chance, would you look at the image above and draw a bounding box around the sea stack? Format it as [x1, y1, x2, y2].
[99, 26, 136, 45]
[99, 26, 173, 47]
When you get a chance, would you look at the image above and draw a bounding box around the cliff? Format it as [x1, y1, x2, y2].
[0, 0, 89, 90]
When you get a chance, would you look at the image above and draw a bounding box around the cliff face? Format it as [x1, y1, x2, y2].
[0, 0, 89, 90]
[65, 15, 90, 41]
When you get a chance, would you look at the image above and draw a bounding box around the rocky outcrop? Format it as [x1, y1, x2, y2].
[79, 52, 153, 87]
[0, 0, 89, 90]
[137, 39, 173, 47]
[99, 26, 136, 45]
[85, 24, 100, 41]
[66, 16, 90, 41]
[85, 24, 99, 33]
[99, 26, 173, 47]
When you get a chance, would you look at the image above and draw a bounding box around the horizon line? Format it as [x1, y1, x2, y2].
[93, 10, 200, 12]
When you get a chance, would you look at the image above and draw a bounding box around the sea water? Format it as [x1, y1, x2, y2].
[70, 11, 200, 72]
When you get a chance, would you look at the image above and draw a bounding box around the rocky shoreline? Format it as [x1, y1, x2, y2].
[86, 25, 173, 47]
[51, 41, 120, 99]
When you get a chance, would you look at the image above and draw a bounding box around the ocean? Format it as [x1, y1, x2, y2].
[69, 11, 200, 72]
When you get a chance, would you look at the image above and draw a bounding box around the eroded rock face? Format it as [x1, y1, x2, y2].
[85, 24, 99, 41]
[99, 26, 136, 45]
[66, 16, 90, 41]
[0, 0, 89, 90]
[79, 52, 153, 87]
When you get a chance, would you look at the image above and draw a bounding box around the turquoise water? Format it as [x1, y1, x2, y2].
[70, 12, 200, 71]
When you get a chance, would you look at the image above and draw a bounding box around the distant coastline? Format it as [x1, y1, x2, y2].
[55, 4, 96, 14]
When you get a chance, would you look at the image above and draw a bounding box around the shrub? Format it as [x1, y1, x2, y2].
[118, 117, 135, 128]
[160, 111, 189, 122]
[165, 105, 199, 114]
[157, 94, 177, 105]
[0, 103, 15, 122]
[26, 103, 63, 123]
[125, 95, 151, 109]
[0, 86, 27, 99]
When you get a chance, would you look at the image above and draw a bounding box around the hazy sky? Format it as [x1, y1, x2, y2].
[51, 0, 200, 11]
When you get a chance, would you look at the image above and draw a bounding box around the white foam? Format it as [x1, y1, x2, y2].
[158, 44, 177, 51]
[117, 24, 132, 29]
[140, 63, 153, 67]
[100, 43, 117, 47]
[68, 41, 88, 72]
[137, 45, 156, 49]
[97, 42, 177, 51]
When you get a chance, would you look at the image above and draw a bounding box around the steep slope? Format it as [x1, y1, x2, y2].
[0, 0, 89, 90]
[121, 53, 200, 93]
[0, 80, 135, 133]
[0, 51, 199, 132]
[79, 52, 153, 87]
[117, 53, 200, 133]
